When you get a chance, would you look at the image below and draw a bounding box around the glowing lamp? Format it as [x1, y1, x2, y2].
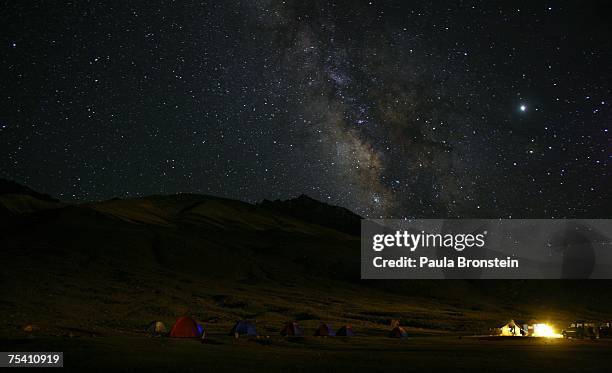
[532, 323, 562, 338]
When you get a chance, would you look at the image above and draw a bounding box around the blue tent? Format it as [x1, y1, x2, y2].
[230, 320, 257, 337]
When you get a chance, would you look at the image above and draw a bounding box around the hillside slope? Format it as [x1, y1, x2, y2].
[0, 180, 610, 338]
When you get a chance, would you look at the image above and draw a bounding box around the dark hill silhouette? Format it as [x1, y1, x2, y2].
[260, 194, 361, 236]
[0, 179, 64, 218]
[0, 178, 57, 201]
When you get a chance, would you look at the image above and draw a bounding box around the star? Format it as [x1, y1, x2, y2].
[372, 194, 381, 204]
[520, 104, 527, 112]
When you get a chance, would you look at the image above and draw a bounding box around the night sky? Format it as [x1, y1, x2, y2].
[1, 1, 610, 218]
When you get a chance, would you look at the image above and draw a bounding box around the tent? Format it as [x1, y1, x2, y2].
[146, 321, 167, 336]
[389, 326, 408, 338]
[336, 325, 355, 337]
[230, 320, 257, 337]
[495, 320, 524, 336]
[280, 321, 303, 336]
[169, 316, 203, 338]
[314, 323, 335, 337]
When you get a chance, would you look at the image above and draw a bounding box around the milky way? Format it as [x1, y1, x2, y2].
[0, 1, 609, 218]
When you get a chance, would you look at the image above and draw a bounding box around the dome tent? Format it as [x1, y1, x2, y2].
[230, 320, 257, 337]
[336, 325, 355, 337]
[280, 321, 303, 336]
[493, 319, 524, 336]
[389, 326, 408, 338]
[314, 323, 335, 337]
[146, 321, 167, 336]
[169, 316, 203, 338]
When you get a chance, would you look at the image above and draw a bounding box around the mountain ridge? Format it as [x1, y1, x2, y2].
[1, 179, 611, 339]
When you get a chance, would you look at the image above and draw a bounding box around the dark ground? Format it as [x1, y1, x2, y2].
[2, 336, 610, 372]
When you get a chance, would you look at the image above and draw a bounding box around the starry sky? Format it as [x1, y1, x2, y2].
[0, 1, 610, 218]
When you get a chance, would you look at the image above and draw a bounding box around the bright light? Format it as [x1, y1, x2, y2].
[520, 104, 527, 112]
[532, 323, 562, 338]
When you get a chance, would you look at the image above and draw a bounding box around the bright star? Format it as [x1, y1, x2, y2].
[520, 104, 527, 112]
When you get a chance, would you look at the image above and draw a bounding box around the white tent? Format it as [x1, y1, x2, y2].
[496, 320, 523, 336]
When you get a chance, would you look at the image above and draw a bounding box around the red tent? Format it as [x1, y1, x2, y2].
[314, 323, 335, 337]
[389, 326, 408, 338]
[169, 316, 202, 338]
[280, 321, 303, 336]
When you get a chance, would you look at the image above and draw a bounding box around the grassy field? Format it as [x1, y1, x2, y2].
[2, 335, 611, 372]
[2, 256, 597, 341]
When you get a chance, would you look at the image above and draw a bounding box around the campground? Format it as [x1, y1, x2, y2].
[3, 191, 612, 371]
[2, 335, 611, 372]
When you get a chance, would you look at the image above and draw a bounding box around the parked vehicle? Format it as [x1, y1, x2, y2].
[562, 321, 600, 339]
